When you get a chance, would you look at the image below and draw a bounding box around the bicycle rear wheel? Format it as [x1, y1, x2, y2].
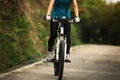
[58, 41, 65, 80]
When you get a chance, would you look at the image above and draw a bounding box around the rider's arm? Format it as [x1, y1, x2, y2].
[46, 0, 55, 16]
[73, 0, 79, 17]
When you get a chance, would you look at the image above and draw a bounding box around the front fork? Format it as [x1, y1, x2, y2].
[56, 37, 67, 61]
[64, 38, 67, 60]
[56, 38, 60, 61]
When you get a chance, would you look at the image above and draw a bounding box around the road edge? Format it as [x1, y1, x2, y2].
[0, 58, 47, 78]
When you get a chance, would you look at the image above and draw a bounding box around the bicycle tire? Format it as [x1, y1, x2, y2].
[58, 41, 65, 80]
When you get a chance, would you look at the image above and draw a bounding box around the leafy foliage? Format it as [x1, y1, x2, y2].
[78, 0, 120, 45]
[98, 2, 120, 45]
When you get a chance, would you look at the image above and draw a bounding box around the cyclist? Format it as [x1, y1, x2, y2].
[45, 0, 80, 62]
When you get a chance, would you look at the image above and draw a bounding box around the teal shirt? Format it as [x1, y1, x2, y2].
[51, 0, 72, 19]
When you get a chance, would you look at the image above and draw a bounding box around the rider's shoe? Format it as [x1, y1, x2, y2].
[65, 54, 71, 63]
[46, 51, 54, 62]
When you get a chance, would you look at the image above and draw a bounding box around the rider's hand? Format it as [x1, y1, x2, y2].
[45, 15, 51, 20]
[74, 16, 80, 23]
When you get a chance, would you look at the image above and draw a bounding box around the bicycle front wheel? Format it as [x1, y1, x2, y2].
[58, 41, 65, 80]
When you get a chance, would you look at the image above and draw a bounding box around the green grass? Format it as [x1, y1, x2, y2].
[0, 16, 43, 71]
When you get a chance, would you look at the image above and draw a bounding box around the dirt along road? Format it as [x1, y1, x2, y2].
[0, 45, 120, 80]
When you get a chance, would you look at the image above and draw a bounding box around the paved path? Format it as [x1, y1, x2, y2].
[0, 45, 120, 80]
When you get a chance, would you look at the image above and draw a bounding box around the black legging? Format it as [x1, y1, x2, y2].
[48, 22, 71, 54]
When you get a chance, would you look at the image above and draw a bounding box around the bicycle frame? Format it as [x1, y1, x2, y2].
[52, 18, 74, 61]
[51, 18, 74, 80]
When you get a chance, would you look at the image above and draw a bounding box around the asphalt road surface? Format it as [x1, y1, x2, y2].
[0, 45, 120, 80]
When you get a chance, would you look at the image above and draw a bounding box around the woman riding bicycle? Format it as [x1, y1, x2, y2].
[45, 0, 80, 62]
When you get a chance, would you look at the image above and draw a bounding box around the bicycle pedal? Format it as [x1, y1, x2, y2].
[47, 59, 55, 62]
[64, 59, 71, 63]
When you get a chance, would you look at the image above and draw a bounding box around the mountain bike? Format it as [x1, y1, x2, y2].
[51, 17, 74, 80]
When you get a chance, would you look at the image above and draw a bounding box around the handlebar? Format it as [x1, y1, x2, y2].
[51, 18, 75, 23]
